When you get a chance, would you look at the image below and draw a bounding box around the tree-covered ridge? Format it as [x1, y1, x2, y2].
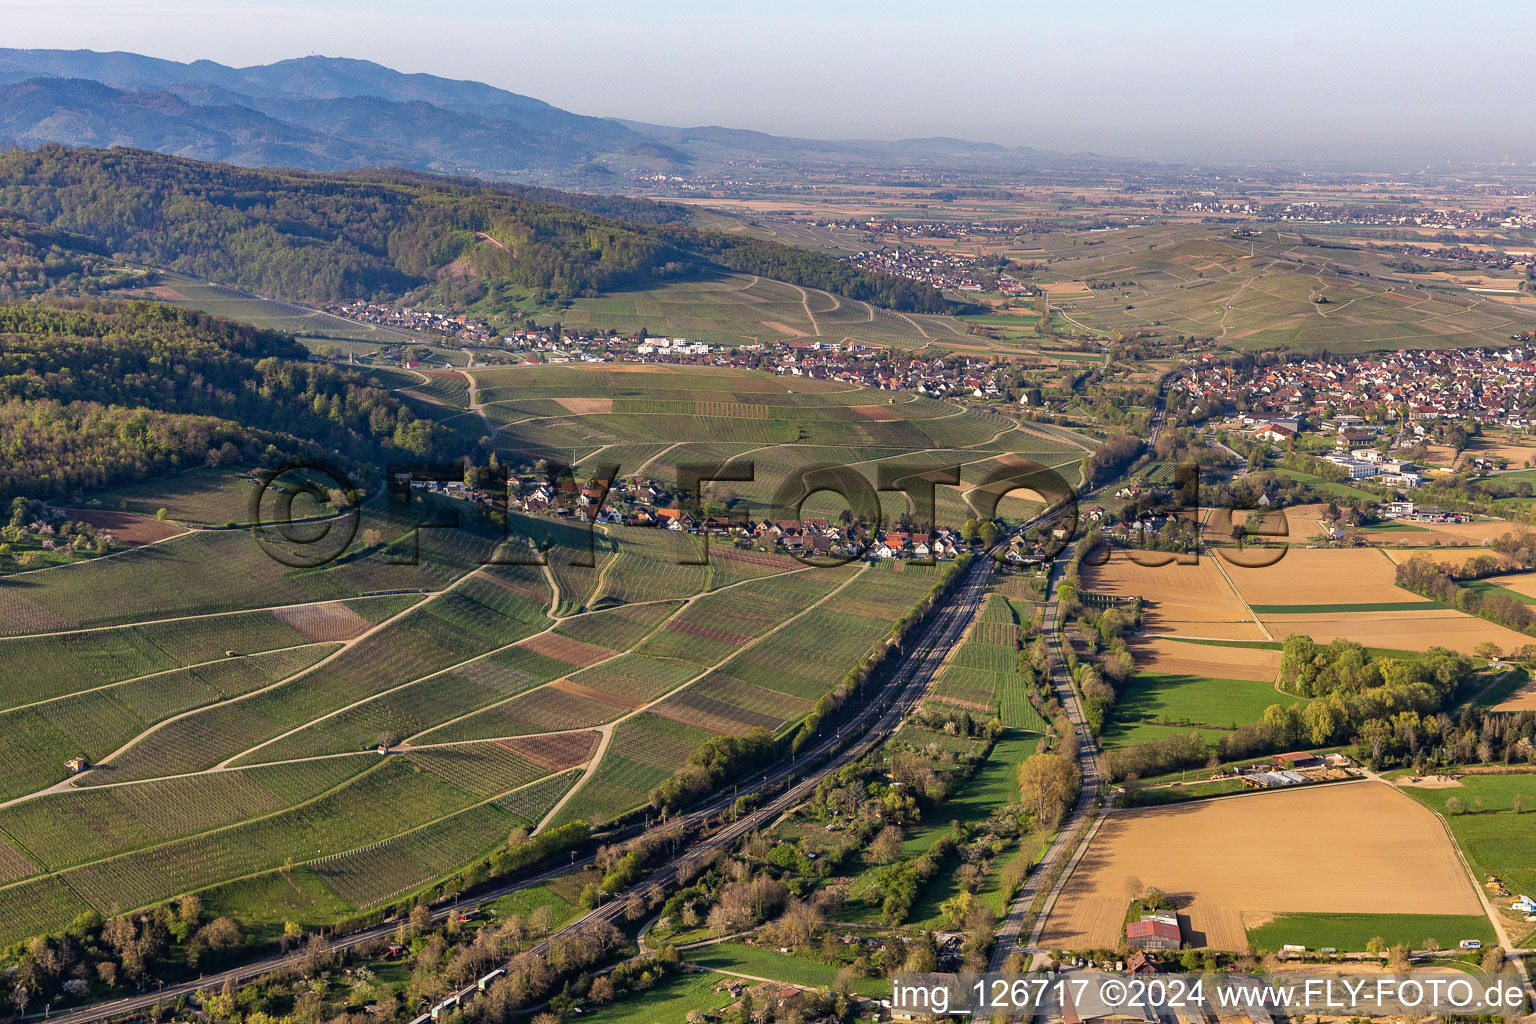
[0, 208, 150, 299]
[0, 146, 948, 312]
[0, 300, 447, 500]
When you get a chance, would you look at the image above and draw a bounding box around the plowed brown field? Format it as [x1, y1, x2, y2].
[1223, 548, 1406, 607]
[1126, 637, 1281, 682]
[1081, 554, 1266, 640]
[1259, 609, 1530, 653]
[1041, 783, 1483, 951]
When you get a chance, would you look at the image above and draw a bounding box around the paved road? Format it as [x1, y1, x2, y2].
[987, 540, 1103, 969]
[988, 374, 1175, 970]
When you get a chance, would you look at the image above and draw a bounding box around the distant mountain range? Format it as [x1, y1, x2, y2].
[0, 48, 1113, 184]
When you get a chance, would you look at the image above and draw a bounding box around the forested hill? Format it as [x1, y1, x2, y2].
[0, 146, 948, 313]
[0, 208, 150, 299]
[0, 300, 447, 500]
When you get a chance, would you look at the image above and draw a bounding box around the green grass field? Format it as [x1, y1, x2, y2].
[685, 942, 890, 998]
[905, 731, 1040, 926]
[1399, 773, 1536, 895]
[1247, 913, 1494, 953]
[576, 972, 738, 1024]
[1465, 579, 1536, 606]
[1131, 777, 1250, 805]
[1102, 672, 1299, 750]
[1247, 600, 1444, 614]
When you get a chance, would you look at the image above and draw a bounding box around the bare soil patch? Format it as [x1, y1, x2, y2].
[520, 632, 616, 667]
[1491, 672, 1536, 711]
[1223, 547, 1406, 607]
[497, 730, 600, 770]
[1259, 609, 1530, 653]
[1426, 519, 1525, 544]
[550, 677, 646, 711]
[1042, 783, 1483, 950]
[1081, 554, 1266, 640]
[554, 397, 614, 415]
[851, 404, 901, 421]
[1480, 572, 1536, 599]
[1127, 637, 1281, 682]
[272, 601, 371, 642]
[60, 508, 186, 546]
[1396, 775, 1464, 789]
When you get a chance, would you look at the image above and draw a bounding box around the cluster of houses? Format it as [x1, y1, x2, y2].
[411, 477, 969, 561]
[382, 319, 1031, 406]
[771, 349, 1022, 399]
[1187, 348, 1536, 433]
[813, 215, 1056, 240]
[520, 329, 1029, 401]
[325, 301, 498, 343]
[1160, 196, 1523, 233]
[840, 244, 1009, 293]
[656, 514, 968, 563]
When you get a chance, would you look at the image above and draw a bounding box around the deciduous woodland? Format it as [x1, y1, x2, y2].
[0, 146, 948, 311]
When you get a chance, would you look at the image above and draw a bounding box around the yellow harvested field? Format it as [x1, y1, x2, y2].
[1426, 519, 1527, 544]
[1223, 548, 1406, 607]
[1259, 609, 1530, 653]
[1043, 280, 1092, 295]
[1463, 440, 1536, 466]
[554, 397, 614, 414]
[1276, 502, 1329, 524]
[1381, 545, 1512, 567]
[1081, 554, 1267, 640]
[1484, 573, 1536, 599]
[1041, 783, 1484, 950]
[1419, 443, 1459, 466]
[1126, 637, 1280, 682]
[1368, 531, 1497, 548]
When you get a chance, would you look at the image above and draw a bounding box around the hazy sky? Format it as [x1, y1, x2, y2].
[2, 0, 1531, 164]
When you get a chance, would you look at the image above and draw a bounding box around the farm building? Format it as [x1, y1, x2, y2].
[1273, 752, 1322, 769]
[1126, 912, 1182, 951]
